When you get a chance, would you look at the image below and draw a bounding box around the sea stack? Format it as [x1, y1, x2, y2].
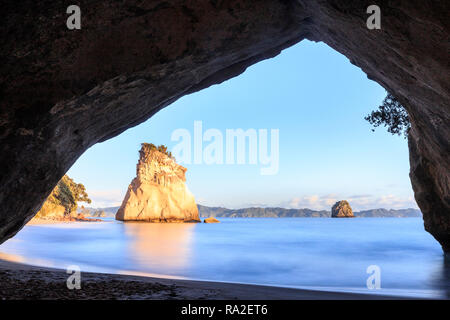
[116, 143, 200, 222]
[331, 200, 354, 218]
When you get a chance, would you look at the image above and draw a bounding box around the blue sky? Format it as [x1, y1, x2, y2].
[68, 40, 417, 211]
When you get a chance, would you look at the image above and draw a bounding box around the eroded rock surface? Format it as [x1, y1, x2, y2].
[331, 201, 354, 218]
[115, 144, 199, 222]
[32, 201, 66, 221]
[0, 1, 448, 251]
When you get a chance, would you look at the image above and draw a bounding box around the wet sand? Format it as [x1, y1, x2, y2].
[0, 258, 409, 300]
[26, 219, 77, 225]
[26, 218, 103, 225]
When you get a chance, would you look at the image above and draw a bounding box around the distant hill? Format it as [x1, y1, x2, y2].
[80, 206, 119, 218]
[198, 205, 421, 218]
[79, 205, 421, 218]
[197, 205, 329, 217]
[354, 208, 421, 217]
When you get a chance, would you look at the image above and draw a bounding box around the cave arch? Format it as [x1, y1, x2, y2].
[0, 1, 448, 252]
[71, 40, 410, 215]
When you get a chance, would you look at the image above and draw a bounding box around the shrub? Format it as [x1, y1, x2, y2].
[42, 175, 91, 215]
[365, 93, 410, 138]
[141, 143, 174, 159]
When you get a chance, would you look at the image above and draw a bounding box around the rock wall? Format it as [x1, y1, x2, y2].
[0, 1, 448, 252]
[32, 201, 66, 221]
[116, 145, 199, 222]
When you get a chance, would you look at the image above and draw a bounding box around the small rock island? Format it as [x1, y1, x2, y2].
[331, 200, 354, 218]
[115, 143, 200, 222]
[204, 217, 220, 223]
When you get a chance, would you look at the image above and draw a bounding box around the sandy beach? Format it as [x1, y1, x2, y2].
[0, 258, 410, 300]
[26, 218, 103, 225]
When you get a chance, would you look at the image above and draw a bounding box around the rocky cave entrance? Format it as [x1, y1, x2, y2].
[0, 1, 448, 253]
[68, 40, 415, 222]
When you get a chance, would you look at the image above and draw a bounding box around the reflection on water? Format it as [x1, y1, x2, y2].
[433, 258, 450, 299]
[445, 259, 450, 299]
[123, 223, 195, 271]
[0, 252, 25, 263]
[0, 218, 448, 298]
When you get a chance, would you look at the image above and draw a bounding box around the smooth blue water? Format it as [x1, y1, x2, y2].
[0, 218, 448, 298]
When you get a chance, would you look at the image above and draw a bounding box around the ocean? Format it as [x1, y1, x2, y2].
[0, 217, 448, 298]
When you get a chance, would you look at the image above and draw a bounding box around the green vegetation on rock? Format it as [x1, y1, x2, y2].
[35, 175, 91, 218]
[141, 143, 173, 159]
[365, 93, 411, 138]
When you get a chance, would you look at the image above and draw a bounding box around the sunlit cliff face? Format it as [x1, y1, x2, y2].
[116, 147, 200, 222]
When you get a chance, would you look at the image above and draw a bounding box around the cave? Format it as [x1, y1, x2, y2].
[0, 1, 448, 254]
